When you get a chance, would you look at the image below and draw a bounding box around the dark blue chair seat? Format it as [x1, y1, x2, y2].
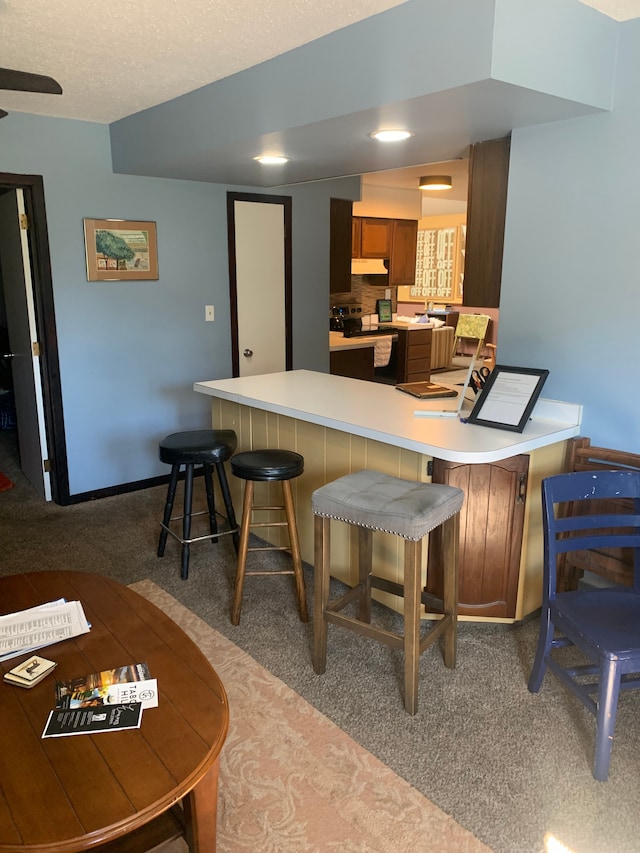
[528, 469, 640, 781]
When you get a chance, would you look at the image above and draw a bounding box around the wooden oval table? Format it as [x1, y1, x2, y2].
[0, 571, 229, 852]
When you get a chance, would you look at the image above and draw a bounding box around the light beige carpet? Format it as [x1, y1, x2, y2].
[132, 580, 492, 853]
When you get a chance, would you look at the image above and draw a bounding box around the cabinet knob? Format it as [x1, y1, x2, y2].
[243, 348, 253, 358]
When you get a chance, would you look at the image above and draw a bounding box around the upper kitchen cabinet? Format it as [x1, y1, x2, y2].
[353, 217, 393, 258]
[388, 218, 418, 286]
[463, 136, 510, 308]
[351, 217, 362, 259]
[330, 197, 353, 294]
[351, 215, 418, 285]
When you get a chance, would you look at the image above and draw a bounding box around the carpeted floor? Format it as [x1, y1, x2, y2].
[2, 427, 640, 853]
[134, 579, 490, 852]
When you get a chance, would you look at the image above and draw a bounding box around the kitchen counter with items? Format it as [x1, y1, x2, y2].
[330, 324, 455, 381]
[195, 370, 581, 624]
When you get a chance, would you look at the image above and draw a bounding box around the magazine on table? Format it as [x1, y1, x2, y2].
[55, 662, 158, 709]
[42, 703, 143, 738]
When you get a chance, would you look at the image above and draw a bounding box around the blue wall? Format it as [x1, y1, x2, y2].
[0, 114, 357, 494]
[2, 0, 637, 497]
[498, 19, 640, 454]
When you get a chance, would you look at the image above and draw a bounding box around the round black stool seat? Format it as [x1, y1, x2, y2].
[231, 449, 304, 482]
[159, 429, 237, 466]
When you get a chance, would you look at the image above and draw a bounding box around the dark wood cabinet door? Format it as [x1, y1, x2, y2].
[359, 217, 392, 257]
[395, 327, 431, 383]
[427, 455, 528, 618]
[463, 136, 510, 308]
[330, 347, 374, 381]
[330, 197, 353, 293]
[389, 219, 418, 285]
[351, 216, 362, 258]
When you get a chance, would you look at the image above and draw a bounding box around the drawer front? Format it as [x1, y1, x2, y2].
[407, 329, 431, 345]
[406, 343, 431, 362]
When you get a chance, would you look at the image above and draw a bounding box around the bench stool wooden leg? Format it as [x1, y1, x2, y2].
[313, 515, 331, 674]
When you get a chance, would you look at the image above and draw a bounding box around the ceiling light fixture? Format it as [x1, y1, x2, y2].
[254, 155, 289, 165]
[419, 175, 453, 190]
[369, 129, 414, 142]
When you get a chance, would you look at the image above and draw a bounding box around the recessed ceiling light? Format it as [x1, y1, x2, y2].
[254, 155, 290, 165]
[369, 129, 414, 142]
[370, 129, 413, 142]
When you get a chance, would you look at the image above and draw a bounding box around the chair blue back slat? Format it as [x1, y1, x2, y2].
[542, 470, 640, 597]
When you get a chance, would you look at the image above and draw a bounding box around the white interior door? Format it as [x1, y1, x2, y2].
[233, 200, 286, 377]
[0, 189, 51, 499]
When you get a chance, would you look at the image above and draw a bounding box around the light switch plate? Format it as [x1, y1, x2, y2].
[205, 305, 215, 322]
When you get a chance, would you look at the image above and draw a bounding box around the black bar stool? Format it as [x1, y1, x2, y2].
[157, 429, 239, 579]
[230, 449, 308, 626]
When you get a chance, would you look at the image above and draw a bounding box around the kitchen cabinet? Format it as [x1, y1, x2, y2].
[330, 347, 374, 381]
[351, 217, 362, 258]
[353, 217, 393, 258]
[426, 455, 528, 618]
[330, 197, 353, 294]
[389, 218, 418, 286]
[463, 135, 510, 308]
[352, 215, 418, 286]
[395, 327, 431, 383]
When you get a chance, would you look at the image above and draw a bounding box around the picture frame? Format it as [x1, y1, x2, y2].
[467, 365, 549, 433]
[376, 298, 393, 323]
[83, 219, 158, 281]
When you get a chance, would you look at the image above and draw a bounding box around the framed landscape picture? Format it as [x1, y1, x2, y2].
[84, 219, 158, 281]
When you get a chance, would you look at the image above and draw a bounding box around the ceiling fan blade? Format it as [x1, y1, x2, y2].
[0, 109, 8, 119]
[0, 68, 62, 95]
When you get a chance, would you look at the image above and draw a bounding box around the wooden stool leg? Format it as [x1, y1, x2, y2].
[158, 463, 180, 557]
[181, 464, 194, 580]
[403, 539, 422, 715]
[313, 515, 330, 674]
[441, 513, 460, 669]
[281, 480, 308, 622]
[357, 527, 372, 623]
[231, 481, 254, 626]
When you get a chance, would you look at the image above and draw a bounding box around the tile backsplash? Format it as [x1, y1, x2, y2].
[331, 277, 396, 316]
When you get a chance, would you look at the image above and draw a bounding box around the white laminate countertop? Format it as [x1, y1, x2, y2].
[194, 370, 582, 464]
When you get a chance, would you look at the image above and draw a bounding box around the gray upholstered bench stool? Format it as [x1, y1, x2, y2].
[230, 449, 309, 626]
[312, 469, 464, 714]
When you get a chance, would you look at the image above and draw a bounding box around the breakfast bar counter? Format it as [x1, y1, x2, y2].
[194, 370, 582, 622]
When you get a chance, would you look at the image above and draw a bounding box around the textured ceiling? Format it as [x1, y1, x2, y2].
[0, 0, 407, 122]
[0, 0, 637, 124]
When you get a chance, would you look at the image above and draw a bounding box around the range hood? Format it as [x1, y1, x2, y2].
[351, 258, 388, 275]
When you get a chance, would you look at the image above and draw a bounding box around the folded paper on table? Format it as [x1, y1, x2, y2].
[0, 600, 91, 662]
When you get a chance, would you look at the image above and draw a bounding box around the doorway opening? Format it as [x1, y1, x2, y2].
[0, 173, 69, 504]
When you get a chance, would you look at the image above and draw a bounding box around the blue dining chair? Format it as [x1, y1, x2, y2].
[528, 469, 640, 781]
